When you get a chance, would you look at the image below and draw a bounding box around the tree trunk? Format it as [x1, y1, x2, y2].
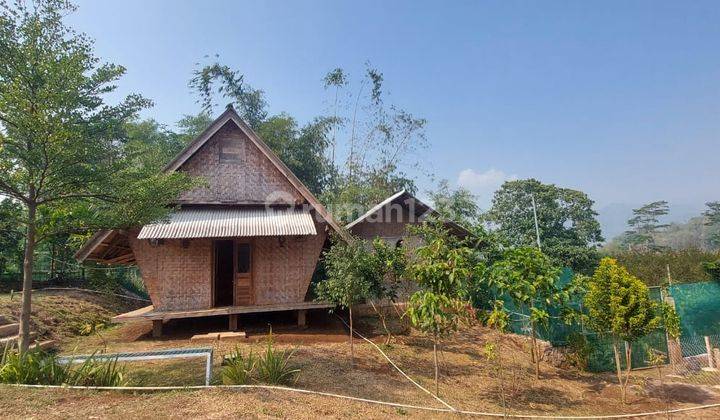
[531, 322, 540, 379]
[370, 300, 392, 345]
[433, 333, 439, 396]
[19, 203, 37, 353]
[349, 305, 355, 368]
[623, 342, 633, 404]
[612, 339, 625, 403]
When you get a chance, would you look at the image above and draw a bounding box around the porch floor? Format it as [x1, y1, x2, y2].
[112, 301, 334, 323]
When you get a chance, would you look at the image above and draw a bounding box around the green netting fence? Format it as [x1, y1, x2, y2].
[497, 277, 720, 372]
[667, 281, 720, 357]
[495, 269, 672, 372]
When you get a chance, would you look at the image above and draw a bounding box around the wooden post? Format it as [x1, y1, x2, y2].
[229, 314, 238, 331]
[152, 320, 163, 339]
[663, 296, 682, 367]
[706, 336, 715, 369]
[297, 309, 307, 329]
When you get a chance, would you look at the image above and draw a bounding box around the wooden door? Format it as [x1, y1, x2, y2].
[234, 242, 253, 306]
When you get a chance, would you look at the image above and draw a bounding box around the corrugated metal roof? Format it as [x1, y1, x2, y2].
[137, 207, 317, 239]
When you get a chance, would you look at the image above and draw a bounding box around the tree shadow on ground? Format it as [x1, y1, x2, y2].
[478, 384, 582, 411]
[642, 381, 718, 404]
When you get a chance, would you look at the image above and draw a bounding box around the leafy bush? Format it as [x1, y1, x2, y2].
[0, 344, 68, 385]
[221, 347, 256, 385]
[0, 345, 126, 386]
[565, 332, 592, 371]
[255, 338, 300, 386]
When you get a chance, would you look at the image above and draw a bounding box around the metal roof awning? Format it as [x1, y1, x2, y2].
[137, 207, 317, 239]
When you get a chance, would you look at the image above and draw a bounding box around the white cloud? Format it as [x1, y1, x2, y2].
[457, 168, 518, 206]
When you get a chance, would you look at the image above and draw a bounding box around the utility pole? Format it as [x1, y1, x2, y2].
[531, 194, 542, 251]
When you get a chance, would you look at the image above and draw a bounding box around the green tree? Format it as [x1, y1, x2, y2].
[583, 258, 679, 403]
[363, 238, 407, 345]
[315, 236, 407, 363]
[704, 201, 720, 248]
[623, 201, 670, 251]
[0, 0, 192, 351]
[487, 179, 603, 274]
[319, 64, 426, 223]
[0, 198, 23, 276]
[314, 238, 373, 367]
[124, 119, 187, 171]
[406, 221, 478, 395]
[489, 246, 564, 378]
[189, 60, 268, 130]
[257, 114, 334, 195]
[429, 180, 481, 229]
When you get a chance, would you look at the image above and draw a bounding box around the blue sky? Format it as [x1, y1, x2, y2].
[68, 1, 720, 237]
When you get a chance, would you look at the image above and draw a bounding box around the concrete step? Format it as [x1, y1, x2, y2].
[0, 332, 37, 345]
[29, 340, 55, 351]
[190, 331, 247, 341]
[0, 323, 19, 337]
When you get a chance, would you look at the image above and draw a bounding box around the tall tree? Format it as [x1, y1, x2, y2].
[189, 60, 268, 130]
[320, 64, 427, 222]
[0, 198, 23, 275]
[623, 201, 670, 251]
[428, 180, 482, 229]
[487, 179, 604, 274]
[704, 201, 720, 249]
[0, 0, 191, 351]
[257, 114, 334, 195]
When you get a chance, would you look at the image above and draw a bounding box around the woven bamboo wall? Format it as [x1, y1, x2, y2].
[128, 232, 213, 311]
[350, 205, 419, 242]
[253, 222, 327, 305]
[177, 121, 305, 204]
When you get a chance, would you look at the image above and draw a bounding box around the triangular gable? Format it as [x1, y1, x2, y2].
[345, 190, 470, 237]
[164, 106, 347, 239]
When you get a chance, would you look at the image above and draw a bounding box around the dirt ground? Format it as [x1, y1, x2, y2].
[2, 290, 720, 419]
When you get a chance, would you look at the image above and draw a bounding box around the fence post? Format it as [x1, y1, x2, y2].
[705, 336, 715, 369]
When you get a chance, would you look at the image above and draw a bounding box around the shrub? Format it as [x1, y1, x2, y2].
[255, 339, 300, 386]
[0, 345, 126, 386]
[0, 344, 68, 385]
[65, 353, 125, 387]
[222, 347, 256, 385]
[565, 332, 592, 371]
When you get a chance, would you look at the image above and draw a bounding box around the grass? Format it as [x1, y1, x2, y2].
[0, 289, 144, 342]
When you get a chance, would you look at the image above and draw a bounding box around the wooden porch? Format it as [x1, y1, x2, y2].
[112, 301, 335, 338]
